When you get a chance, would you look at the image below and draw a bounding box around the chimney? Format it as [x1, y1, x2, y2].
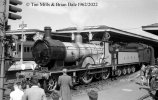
[44, 26, 52, 39]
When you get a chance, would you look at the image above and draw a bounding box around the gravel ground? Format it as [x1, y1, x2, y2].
[71, 71, 140, 96]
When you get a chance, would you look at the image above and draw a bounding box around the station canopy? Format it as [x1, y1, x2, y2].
[142, 23, 158, 35]
[6, 29, 45, 41]
[55, 25, 158, 47]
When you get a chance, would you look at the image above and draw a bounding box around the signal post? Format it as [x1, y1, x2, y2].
[0, 0, 22, 99]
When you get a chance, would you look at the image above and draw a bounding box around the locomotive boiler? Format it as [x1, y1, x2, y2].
[32, 27, 111, 69]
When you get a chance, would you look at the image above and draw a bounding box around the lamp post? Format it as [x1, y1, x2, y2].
[19, 21, 27, 66]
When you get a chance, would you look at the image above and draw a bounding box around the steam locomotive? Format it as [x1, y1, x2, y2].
[28, 26, 155, 89]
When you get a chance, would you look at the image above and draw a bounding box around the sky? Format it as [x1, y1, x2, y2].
[8, 0, 158, 39]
